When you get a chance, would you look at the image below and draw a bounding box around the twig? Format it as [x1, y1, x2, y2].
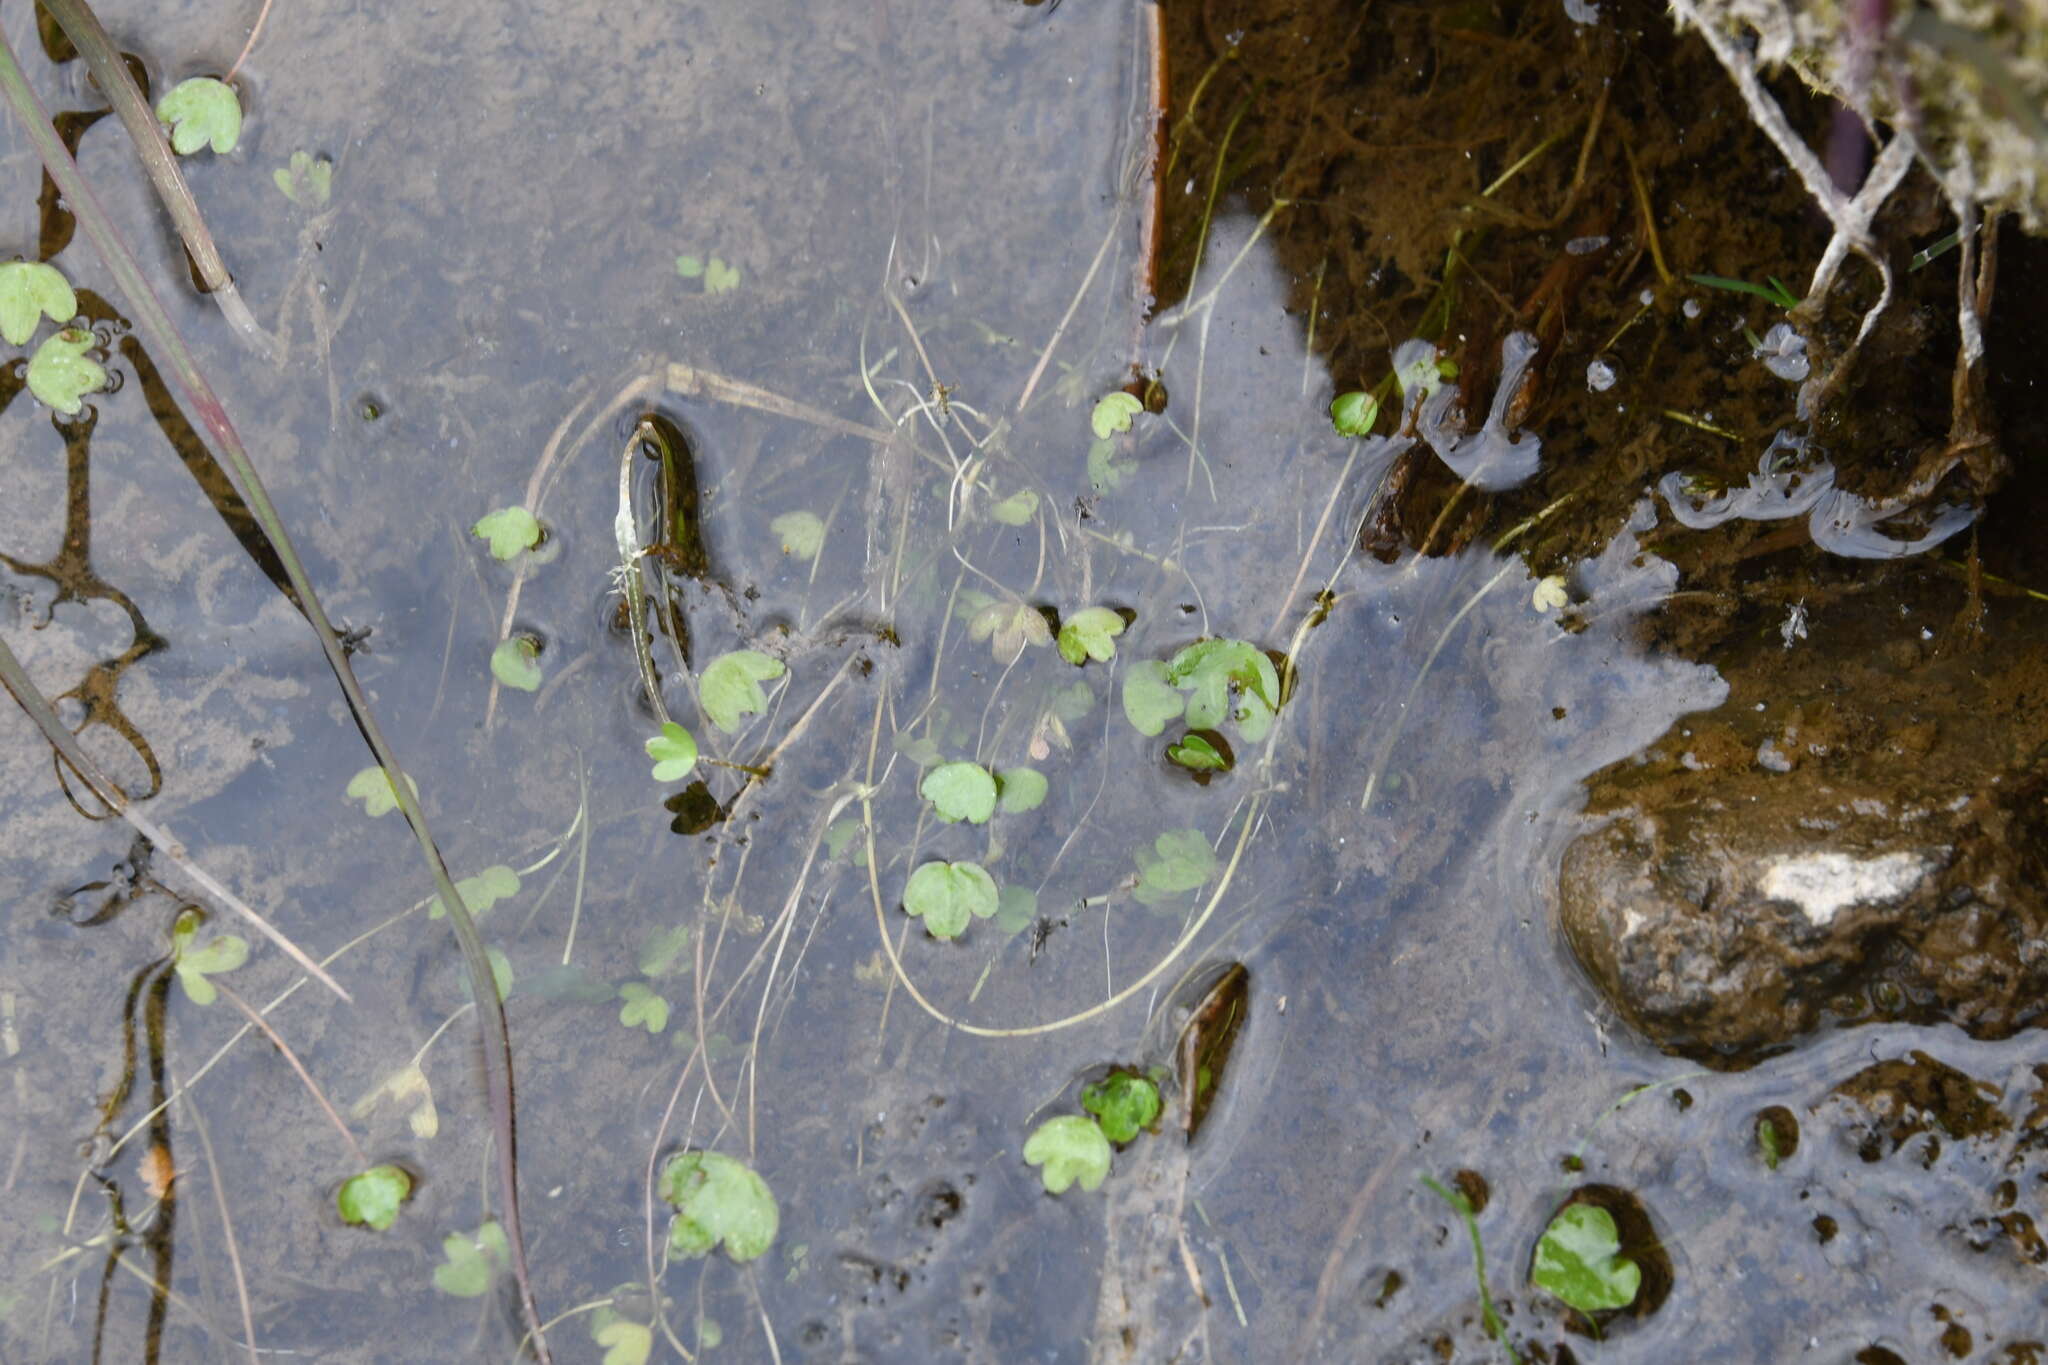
[213, 983, 366, 1168]
[0, 635, 348, 1002]
[178, 1086, 259, 1365]
[225, 0, 280, 82]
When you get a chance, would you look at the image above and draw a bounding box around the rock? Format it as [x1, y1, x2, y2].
[1557, 588, 2048, 1063]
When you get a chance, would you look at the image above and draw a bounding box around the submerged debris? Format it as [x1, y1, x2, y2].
[1416, 331, 1545, 492]
[1659, 432, 1977, 559]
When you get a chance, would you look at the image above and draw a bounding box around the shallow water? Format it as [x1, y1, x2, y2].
[3, 1, 2045, 1362]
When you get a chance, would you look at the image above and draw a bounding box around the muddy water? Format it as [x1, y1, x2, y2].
[2, 1, 2043, 1362]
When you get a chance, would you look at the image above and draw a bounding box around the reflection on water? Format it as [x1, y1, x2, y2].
[4, 2, 2041, 1362]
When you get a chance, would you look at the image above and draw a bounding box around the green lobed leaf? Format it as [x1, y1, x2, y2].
[490, 637, 542, 691]
[921, 761, 998, 824]
[639, 922, 691, 977]
[173, 932, 247, 1006]
[902, 860, 999, 939]
[1081, 1072, 1162, 1143]
[770, 509, 825, 560]
[1023, 1115, 1112, 1194]
[1532, 1202, 1641, 1314]
[471, 506, 541, 560]
[1166, 639, 1280, 739]
[1120, 660, 1183, 737]
[645, 721, 699, 782]
[594, 1321, 654, 1365]
[995, 883, 1039, 937]
[0, 261, 75, 346]
[26, 328, 105, 415]
[1166, 732, 1229, 772]
[704, 258, 741, 294]
[661, 1151, 779, 1262]
[699, 649, 785, 733]
[675, 254, 704, 278]
[344, 765, 415, 817]
[1087, 437, 1134, 494]
[1133, 828, 1218, 907]
[1057, 606, 1126, 666]
[990, 489, 1039, 526]
[618, 982, 670, 1034]
[272, 150, 332, 208]
[1089, 391, 1143, 441]
[995, 766, 1048, 814]
[156, 77, 242, 155]
[432, 1221, 508, 1297]
[432, 863, 520, 921]
[337, 1165, 412, 1231]
[1330, 390, 1380, 437]
[967, 600, 1051, 664]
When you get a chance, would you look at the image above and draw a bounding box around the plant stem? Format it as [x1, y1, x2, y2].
[0, 33, 550, 1361]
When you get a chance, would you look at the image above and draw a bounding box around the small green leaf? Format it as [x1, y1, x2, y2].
[675, 254, 704, 279]
[432, 1221, 508, 1297]
[1166, 732, 1229, 772]
[1090, 391, 1143, 441]
[661, 1151, 779, 1262]
[0, 261, 76, 346]
[699, 649, 785, 733]
[1133, 828, 1218, 907]
[1330, 390, 1380, 437]
[1087, 437, 1133, 494]
[1023, 1115, 1112, 1194]
[471, 506, 540, 560]
[272, 150, 332, 208]
[490, 637, 542, 692]
[1080, 1072, 1162, 1143]
[704, 257, 741, 294]
[1120, 661, 1184, 737]
[619, 982, 670, 1034]
[431, 864, 520, 921]
[921, 762, 998, 824]
[645, 721, 699, 782]
[639, 923, 691, 977]
[1058, 606, 1126, 666]
[1532, 1202, 1641, 1314]
[173, 932, 247, 1006]
[995, 766, 1048, 814]
[770, 510, 825, 560]
[343, 766, 415, 817]
[484, 948, 514, 1002]
[26, 328, 105, 415]
[995, 884, 1038, 937]
[1166, 639, 1280, 740]
[990, 489, 1039, 526]
[902, 860, 999, 939]
[893, 732, 944, 768]
[594, 1321, 654, 1365]
[156, 77, 242, 155]
[337, 1165, 412, 1231]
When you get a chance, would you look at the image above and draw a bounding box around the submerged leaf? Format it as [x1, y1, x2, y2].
[432, 1221, 508, 1297]
[273, 150, 333, 207]
[699, 649, 785, 732]
[995, 766, 1048, 814]
[770, 510, 825, 560]
[343, 766, 416, 817]
[618, 982, 670, 1034]
[1120, 661, 1184, 737]
[990, 489, 1039, 525]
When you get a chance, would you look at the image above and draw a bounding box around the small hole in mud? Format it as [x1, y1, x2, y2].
[913, 1181, 964, 1232]
[1755, 1105, 1799, 1168]
[1813, 1214, 1838, 1243]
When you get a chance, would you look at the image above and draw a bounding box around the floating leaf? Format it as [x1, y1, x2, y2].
[770, 510, 825, 560]
[155, 77, 242, 155]
[618, 982, 670, 1034]
[1023, 1115, 1112, 1194]
[921, 762, 997, 824]
[996, 766, 1047, 814]
[337, 1164, 412, 1231]
[272, 150, 332, 208]
[1532, 1202, 1641, 1314]
[0, 261, 76, 346]
[1133, 828, 1217, 907]
[26, 328, 105, 415]
[594, 1321, 654, 1365]
[1331, 390, 1380, 437]
[171, 917, 247, 1007]
[1058, 607, 1126, 666]
[344, 765, 415, 818]
[1531, 575, 1569, 613]
[432, 1221, 508, 1297]
[902, 860, 998, 939]
[990, 489, 1039, 526]
[1166, 639, 1280, 740]
[645, 721, 699, 782]
[1081, 1072, 1162, 1143]
[491, 637, 542, 691]
[471, 506, 540, 560]
[699, 649, 785, 733]
[1120, 661, 1183, 737]
[431, 864, 520, 921]
[661, 1151, 779, 1262]
[1089, 391, 1143, 441]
